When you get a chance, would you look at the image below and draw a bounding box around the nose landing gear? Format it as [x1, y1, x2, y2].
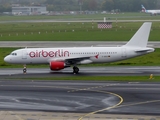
[23, 65, 27, 74]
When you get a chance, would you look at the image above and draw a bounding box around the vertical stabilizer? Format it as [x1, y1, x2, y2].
[124, 22, 152, 48]
[141, 5, 146, 12]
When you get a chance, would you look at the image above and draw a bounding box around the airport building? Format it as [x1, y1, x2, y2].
[12, 6, 48, 15]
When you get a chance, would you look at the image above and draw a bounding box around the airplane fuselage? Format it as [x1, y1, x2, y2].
[145, 10, 160, 14]
[5, 47, 154, 65]
[141, 5, 160, 15]
[146, 10, 160, 14]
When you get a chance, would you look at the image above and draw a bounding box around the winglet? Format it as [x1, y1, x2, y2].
[124, 22, 152, 48]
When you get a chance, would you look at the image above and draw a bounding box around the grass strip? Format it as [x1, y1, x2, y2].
[18, 76, 159, 82]
[0, 22, 159, 41]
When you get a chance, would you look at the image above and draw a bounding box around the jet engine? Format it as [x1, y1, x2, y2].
[50, 61, 66, 70]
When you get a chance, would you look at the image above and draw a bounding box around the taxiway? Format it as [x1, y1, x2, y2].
[0, 80, 160, 120]
[0, 66, 160, 77]
[0, 67, 160, 120]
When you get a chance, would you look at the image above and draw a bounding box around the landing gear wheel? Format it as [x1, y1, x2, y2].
[23, 68, 27, 73]
[23, 65, 27, 74]
[73, 66, 79, 74]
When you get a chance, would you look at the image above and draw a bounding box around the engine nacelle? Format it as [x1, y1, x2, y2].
[50, 61, 65, 71]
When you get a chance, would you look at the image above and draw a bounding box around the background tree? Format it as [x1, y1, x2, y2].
[102, 0, 114, 11]
[101, 0, 158, 12]
[88, 0, 98, 11]
[45, 0, 78, 11]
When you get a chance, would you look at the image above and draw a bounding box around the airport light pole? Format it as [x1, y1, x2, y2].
[78, 0, 83, 14]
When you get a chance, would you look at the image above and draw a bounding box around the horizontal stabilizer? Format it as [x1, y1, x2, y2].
[134, 48, 155, 52]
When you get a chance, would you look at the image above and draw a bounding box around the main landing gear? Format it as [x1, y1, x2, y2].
[73, 66, 79, 74]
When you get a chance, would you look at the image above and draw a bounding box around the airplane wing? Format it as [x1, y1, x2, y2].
[48, 55, 95, 65]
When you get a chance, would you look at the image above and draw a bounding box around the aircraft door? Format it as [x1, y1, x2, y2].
[22, 49, 27, 59]
[121, 48, 127, 58]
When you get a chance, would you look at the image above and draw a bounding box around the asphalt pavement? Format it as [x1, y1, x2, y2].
[0, 80, 160, 120]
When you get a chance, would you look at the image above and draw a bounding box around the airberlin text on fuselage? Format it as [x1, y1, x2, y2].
[29, 49, 69, 58]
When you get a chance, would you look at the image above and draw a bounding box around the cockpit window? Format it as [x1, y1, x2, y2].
[10, 53, 17, 56]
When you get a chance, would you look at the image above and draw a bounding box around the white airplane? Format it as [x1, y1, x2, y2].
[141, 5, 160, 15]
[4, 22, 154, 74]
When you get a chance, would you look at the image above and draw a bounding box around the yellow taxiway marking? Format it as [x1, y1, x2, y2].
[67, 84, 120, 93]
[78, 90, 123, 120]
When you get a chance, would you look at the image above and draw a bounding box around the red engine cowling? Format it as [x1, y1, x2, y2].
[50, 61, 65, 70]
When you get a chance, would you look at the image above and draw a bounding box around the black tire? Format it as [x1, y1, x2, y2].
[23, 68, 27, 73]
[73, 66, 79, 74]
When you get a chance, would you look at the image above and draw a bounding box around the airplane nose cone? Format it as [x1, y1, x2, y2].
[4, 56, 10, 63]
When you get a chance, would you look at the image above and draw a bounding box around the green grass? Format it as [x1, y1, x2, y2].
[0, 13, 160, 41]
[0, 22, 160, 41]
[16, 76, 160, 82]
[0, 48, 160, 68]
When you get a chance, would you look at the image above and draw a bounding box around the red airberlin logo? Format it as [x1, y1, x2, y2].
[29, 49, 69, 58]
